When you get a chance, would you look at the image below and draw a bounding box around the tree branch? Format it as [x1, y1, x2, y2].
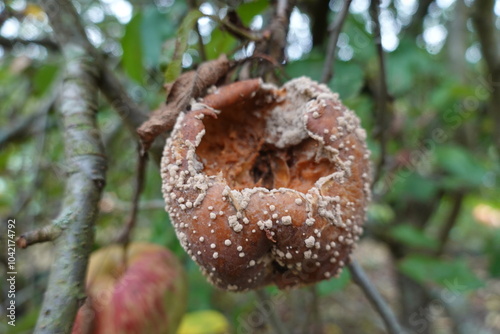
[348, 260, 404, 334]
[0, 35, 59, 50]
[404, 0, 434, 36]
[473, 0, 500, 150]
[435, 192, 465, 256]
[25, 1, 109, 332]
[39, 0, 164, 164]
[16, 224, 62, 248]
[321, 0, 353, 84]
[370, 0, 391, 185]
[33, 49, 106, 334]
[255, 289, 288, 334]
[472, 0, 500, 70]
[253, 0, 295, 83]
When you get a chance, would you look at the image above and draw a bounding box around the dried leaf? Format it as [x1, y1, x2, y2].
[137, 55, 231, 152]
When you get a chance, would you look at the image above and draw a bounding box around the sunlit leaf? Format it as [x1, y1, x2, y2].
[23, 4, 45, 20]
[165, 10, 204, 82]
[177, 310, 229, 334]
[236, 0, 269, 25]
[33, 64, 59, 96]
[121, 13, 144, 83]
[205, 29, 238, 60]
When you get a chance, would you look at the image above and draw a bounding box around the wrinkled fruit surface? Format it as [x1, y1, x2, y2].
[72, 242, 187, 334]
[161, 77, 371, 291]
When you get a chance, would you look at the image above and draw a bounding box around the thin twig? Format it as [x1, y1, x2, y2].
[115, 146, 148, 245]
[304, 285, 324, 333]
[321, 0, 353, 84]
[0, 35, 59, 50]
[348, 260, 404, 334]
[195, 22, 207, 61]
[435, 192, 464, 256]
[404, 0, 434, 36]
[0, 87, 58, 149]
[98, 66, 165, 164]
[255, 289, 288, 334]
[369, 0, 391, 185]
[186, 0, 207, 62]
[207, 15, 262, 42]
[4, 81, 60, 220]
[252, 0, 295, 82]
[16, 225, 62, 248]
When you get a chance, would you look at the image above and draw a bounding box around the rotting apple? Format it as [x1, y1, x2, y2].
[161, 77, 371, 291]
[72, 242, 187, 334]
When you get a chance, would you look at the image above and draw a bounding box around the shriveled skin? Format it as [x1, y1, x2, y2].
[161, 77, 371, 291]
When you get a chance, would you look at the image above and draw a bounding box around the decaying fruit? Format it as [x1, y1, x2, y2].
[72, 242, 187, 334]
[161, 77, 371, 291]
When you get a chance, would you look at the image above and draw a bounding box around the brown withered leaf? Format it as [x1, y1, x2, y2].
[137, 54, 230, 152]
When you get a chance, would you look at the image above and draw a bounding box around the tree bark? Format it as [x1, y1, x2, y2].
[34, 51, 106, 333]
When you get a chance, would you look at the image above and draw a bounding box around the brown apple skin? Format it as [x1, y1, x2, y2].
[72, 242, 187, 334]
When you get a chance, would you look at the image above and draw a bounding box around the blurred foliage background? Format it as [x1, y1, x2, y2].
[1, 0, 500, 333]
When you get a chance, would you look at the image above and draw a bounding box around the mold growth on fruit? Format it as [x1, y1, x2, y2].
[161, 77, 371, 291]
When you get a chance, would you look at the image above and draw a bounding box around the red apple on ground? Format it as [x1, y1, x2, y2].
[72, 242, 187, 334]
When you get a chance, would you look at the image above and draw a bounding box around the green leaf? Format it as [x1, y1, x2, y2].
[430, 80, 478, 112]
[4, 307, 40, 333]
[388, 173, 438, 201]
[367, 203, 395, 225]
[285, 56, 324, 81]
[388, 224, 439, 250]
[141, 6, 175, 68]
[329, 61, 364, 99]
[486, 230, 500, 278]
[121, 13, 144, 83]
[205, 28, 238, 60]
[165, 9, 204, 82]
[343, 16, 375, 63]
[398, 255, 484, 291]
[33, 64, 59, 96]
[317, 269, 351, 295]
[434, 145, 487, 188]
[343, 95, 373, 126]
[186, 261, 214, 311]
[236, 0, 269, 25]
[385, 38, 442, 96]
